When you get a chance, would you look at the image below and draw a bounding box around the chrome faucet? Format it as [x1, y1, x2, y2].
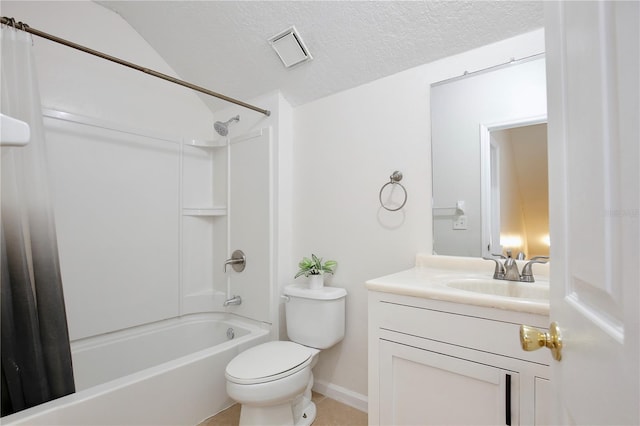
[484, 250, 549, 282]
[223, 295, 242, 306]
[520, 256, 549, 282]
[482, 254, 506, 279]
[223, 250, 245, 306]
[503, 249, 521, 281]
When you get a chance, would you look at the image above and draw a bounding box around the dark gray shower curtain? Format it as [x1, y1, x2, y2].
[1, 25, 75, 417]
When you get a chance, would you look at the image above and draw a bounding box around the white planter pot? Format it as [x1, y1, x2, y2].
[308, 274, 324, 290]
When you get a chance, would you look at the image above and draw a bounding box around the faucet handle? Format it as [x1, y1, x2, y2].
[520, 257, 549, 282]
[483, 257, 506, 280]
[530, 256, 549, 262]
[491, 253, 507, 259]
[224, 249, 246, 273]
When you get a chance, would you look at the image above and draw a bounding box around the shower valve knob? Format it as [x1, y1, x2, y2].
[224, 250, 246, 273]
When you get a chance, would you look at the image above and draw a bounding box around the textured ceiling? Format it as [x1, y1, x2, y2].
[97, 1, 544, 113]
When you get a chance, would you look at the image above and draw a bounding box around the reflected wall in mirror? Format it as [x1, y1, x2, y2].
[431, 54, 547, 258]
[488, 123, 549, 258]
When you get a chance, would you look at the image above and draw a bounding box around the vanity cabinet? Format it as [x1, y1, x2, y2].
[368, 291, 551, 426]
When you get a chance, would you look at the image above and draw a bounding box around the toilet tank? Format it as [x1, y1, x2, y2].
[283, 284, 347, 349]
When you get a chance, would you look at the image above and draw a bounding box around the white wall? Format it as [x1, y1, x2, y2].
[1, 1, 212, 137]
[293, 29, 545, 403]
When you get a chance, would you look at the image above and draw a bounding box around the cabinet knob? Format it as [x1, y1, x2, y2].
[519, 322, 563, 361]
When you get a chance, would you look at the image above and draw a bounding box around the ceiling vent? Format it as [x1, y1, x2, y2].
[268, 26, 313, 68]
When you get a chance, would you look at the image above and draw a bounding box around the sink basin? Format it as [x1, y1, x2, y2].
[365, 255, 551, 314]
[446, 278, 549, 300]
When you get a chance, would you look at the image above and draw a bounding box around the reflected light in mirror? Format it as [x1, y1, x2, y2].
[500, 234, 523, 249]
[542, 234, 551, 247]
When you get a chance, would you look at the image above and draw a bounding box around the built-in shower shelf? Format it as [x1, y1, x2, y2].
[182, 207, 227, 217]
[185, 139, 227, 148]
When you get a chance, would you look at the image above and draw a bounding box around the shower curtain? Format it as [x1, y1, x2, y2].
[1, 25, 75, 416]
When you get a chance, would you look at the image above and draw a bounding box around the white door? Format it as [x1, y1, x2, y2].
[545, 1, 639, 424]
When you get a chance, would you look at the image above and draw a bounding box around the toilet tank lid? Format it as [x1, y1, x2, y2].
[284, 284, 347, 300]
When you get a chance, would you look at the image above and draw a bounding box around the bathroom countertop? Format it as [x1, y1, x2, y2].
[365, 254, 550, 315]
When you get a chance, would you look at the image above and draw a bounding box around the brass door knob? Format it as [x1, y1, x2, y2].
[519, 322, 563, 361]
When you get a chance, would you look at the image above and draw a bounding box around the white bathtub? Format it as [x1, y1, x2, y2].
[1, 313, 270, 425]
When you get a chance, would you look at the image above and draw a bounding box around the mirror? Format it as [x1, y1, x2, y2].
[431, 54, 548, 258]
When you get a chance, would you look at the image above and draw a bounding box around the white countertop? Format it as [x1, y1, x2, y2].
[365, 254, 550, 315]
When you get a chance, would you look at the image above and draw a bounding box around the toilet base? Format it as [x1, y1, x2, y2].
[237, 370, 317, 426]
[239, 402, 294, 426]
[296, 401, 316, 426]
[237, 399, 316, 426]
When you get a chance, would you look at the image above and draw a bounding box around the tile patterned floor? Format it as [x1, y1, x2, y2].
[199, 392, 367, 426]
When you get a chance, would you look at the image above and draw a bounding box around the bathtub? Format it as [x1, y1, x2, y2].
[1, 313, 270, 425]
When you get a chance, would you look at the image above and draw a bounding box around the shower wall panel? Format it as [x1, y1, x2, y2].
[44, 115, 181, 341]
[227, 128, 273, 324]
[180, 144, 221, 314]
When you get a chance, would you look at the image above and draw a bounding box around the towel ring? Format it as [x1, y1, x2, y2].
[379, 171, 407, 211]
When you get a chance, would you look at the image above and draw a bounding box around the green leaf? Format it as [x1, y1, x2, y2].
[296, 254, 338, 279]
[298, 257, 312, 269]
[323, 260, 337, 274]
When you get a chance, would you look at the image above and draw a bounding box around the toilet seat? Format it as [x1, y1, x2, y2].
[225, 341, 317, 385]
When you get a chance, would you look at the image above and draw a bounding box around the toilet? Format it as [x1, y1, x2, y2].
[225, 284, 347, 426]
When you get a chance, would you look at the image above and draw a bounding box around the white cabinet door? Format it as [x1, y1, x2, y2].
[533, 377, 550, 426]
[545, 1, 639, 424]
[379, 340, 518, 426]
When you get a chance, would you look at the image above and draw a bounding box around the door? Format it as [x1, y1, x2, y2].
[545, 1, 639, 424]
[379, 340, 518, 425]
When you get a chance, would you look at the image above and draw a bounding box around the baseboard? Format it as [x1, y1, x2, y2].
[312, 379, 368, 413]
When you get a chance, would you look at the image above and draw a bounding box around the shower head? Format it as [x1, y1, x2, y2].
[214, 115, 240, 137]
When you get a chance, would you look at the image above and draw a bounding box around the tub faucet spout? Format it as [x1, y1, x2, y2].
[224, 295, 242, 307]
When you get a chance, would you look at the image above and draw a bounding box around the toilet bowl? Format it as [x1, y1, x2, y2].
[225, 284, 347, 426]
[226, 341, 320, 425]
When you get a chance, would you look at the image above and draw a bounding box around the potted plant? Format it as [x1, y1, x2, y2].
[295, 254, 337, 289]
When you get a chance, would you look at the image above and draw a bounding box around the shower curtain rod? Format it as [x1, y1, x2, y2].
[0, 16, 271, 116]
